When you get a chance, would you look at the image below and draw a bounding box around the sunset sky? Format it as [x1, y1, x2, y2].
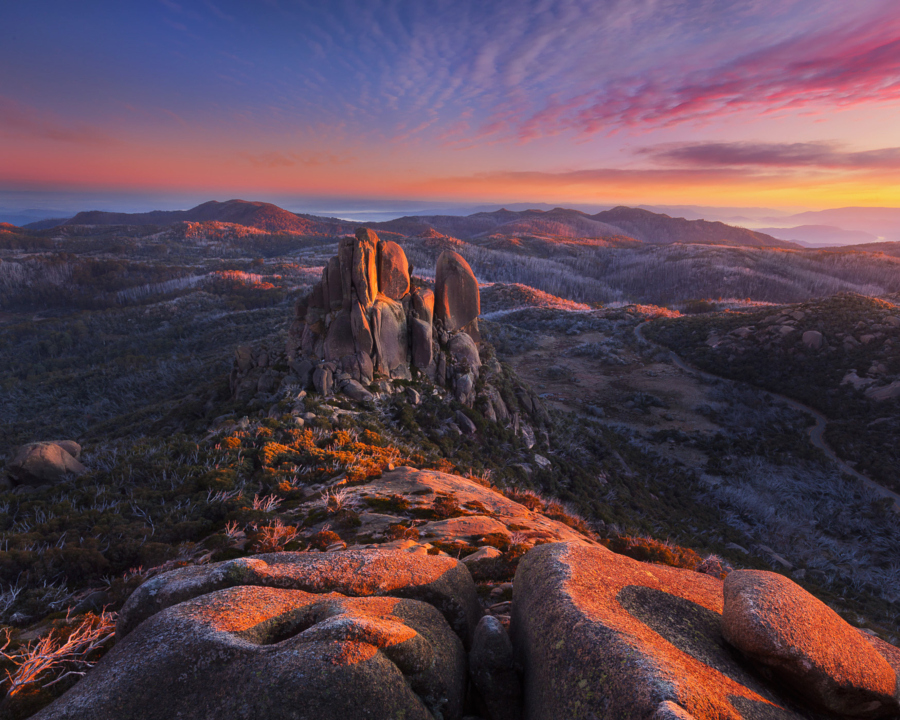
[2, 0, 900, 214]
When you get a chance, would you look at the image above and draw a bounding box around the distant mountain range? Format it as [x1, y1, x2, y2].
[756, 207, 900, 245]
[23, 198, 801, 249]
[755, 225, 879, 247]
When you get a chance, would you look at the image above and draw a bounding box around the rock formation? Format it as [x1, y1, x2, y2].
[285, 228, 484, 406]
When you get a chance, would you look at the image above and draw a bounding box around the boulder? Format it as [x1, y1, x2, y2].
[802, 330, 824, 350]
[117, 549, 483, 645]
[372, 295, 409, 378]
[455, 372, 475, 406]
[435, 251, 480, 333]
[469, 615, 522, 720]
[341, 378, 375, 403]
[313, 366, 333, 396]
[484, 385, 510, 422]
[352, 228, 380, 308]
[866, 380, 900, 402]
[449, 332, 481, 372]
[235, 345, 253, 372]
[411, 318, 433, 370]
[378, 240, 410, 300]
[350, 300, 374, 355]
[325, 255, 343, 309]
[722, 569, 898, 718]
[456, 410, 477, 435]
[290, 357, 315, 389]
[338, 237, 355, 309]
[412, 287, 435, 324]
[36, 585, 465, 720]
[461, 546, 502, 566]
[324, 310, 356, 361]
[357, 351, 374, 385]
[7, 442, 87, 486]
[512, 542, 822, 720]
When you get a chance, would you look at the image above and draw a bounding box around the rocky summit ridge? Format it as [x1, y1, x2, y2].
[3, 229, 900, 719]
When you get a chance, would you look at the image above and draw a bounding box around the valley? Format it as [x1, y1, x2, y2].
[2, 210, 900, 717]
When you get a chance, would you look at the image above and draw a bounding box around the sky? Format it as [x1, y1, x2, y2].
[2, 0, 900, 214]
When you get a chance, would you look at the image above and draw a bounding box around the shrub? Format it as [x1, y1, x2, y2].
[384, 524, 419, 541]
[252, 519, 301, 553]
[308, 529, 341, 550]
[605, 536, 702, 571]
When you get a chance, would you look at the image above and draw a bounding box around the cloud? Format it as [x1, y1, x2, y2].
[0, 96, 112, 145]
[641, 142, 900, 170]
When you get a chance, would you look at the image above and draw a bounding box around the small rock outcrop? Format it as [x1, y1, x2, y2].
[6, 441, 86, 487]
[722, 570, 899, 718]
[286, 228, 483, 405]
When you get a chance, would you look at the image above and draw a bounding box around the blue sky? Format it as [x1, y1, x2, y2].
[2, 0, 899, 211]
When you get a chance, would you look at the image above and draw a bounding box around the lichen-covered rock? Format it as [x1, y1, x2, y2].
[37, 586, 466, 720]
[378, 240, 410, 300]
[435, 250, 480, 333]
[722, 570, 898, 718]
[350, 300, 374, 355]
[117, 548, 482, 644]
[512, 542, 825, 720]
[7, 441, 86, 486]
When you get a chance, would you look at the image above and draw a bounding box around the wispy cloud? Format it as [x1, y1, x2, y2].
[641, 142, 900, 170]
[507, 7, 900, 139]
[240, 151, 354, 168]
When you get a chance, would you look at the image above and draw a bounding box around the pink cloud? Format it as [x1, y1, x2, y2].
[489, 11, 900, 140]
[641, 141, 900, 170]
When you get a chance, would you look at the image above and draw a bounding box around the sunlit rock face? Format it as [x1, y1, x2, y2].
[511, 542, 900, 720]
[285, 228, 483, 405]
[35, 587, 466, 720]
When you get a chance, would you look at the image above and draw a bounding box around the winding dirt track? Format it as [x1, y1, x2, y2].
[634, 322, 900, 511]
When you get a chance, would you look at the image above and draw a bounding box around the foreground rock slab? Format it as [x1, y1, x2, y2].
[117, 548, 482, 644]
[512, 542, 830, 720]
[722, 570, 899, 718]
[36, 586, 465, 720]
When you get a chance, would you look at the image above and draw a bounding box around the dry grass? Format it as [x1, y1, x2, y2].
[1, 611, 115, 697]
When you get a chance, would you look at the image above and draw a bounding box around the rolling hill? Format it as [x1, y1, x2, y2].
[64, 199, 354, 236]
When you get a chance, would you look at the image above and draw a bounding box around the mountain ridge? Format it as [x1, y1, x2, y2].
[52, 199, 799, 249]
